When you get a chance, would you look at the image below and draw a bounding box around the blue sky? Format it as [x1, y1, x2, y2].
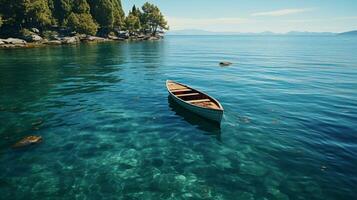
[122, 0, 357, 33]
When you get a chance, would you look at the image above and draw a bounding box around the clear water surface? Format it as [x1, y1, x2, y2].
[0, 35, 356, 200]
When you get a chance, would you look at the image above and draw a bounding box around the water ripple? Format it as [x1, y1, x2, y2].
[0, 36, 357, 199]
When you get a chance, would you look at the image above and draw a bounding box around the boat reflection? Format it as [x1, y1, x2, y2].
[168, 95, 222, 141]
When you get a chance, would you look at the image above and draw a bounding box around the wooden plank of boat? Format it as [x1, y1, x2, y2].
[171, 88, 192, 92]
[166, 80, 224, 123]
[176, 93, 199, 97]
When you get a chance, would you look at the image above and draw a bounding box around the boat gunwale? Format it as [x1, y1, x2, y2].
[166, 80, 224, 111]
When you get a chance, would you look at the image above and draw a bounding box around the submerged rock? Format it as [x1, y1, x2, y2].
[236, 192, 254, 200]
[31, 118, 44, 127]
[219, 61, 232, 66]
[118, 148, 140, 167]
[240, 161, 268, 177]
[152, 173, 186, 192]
[268, 187, 289, 200]
[12, 135, 42, 148]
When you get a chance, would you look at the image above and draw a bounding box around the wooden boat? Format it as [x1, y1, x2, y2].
[166, 80, 224, 123]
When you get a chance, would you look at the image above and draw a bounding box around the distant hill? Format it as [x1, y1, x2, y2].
[166, 29, 218, 35]
[286, 31, 335, 36]
[338, 30, 357, 36]
[167, 29, 336, 36]
[166, 29, 278, 35]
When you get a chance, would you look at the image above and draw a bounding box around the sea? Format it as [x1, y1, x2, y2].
[0, 35, 356, 199]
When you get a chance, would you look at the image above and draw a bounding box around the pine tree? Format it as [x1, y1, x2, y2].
[125, 11, 141, 35]
[141, 2, 168, 36]
[111, 0, 125, 30]
[88, 0, 125, 33]
[65, 0, 98, 35]
[52, 0, 73, 25]
[66, 13, 98, 35]
[0, 0, 168, 38]
[131, 5, 141, 17]
[23, 0, 55, 29]
[0, 0, 26, 30]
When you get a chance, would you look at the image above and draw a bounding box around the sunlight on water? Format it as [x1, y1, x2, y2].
[0, 36, 357, 199]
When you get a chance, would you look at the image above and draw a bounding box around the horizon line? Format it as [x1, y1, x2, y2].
[166, 29, 357, 34]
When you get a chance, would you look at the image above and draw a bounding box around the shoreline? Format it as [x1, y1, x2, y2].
[0, 35, 163, 49]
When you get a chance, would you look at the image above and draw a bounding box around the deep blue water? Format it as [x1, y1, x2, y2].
[0, 35, 356, 200]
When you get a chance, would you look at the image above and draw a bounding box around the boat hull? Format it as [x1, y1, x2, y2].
[169, 93, 223, 123]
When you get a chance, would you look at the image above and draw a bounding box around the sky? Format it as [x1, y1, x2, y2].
[122, 0, 357, 33]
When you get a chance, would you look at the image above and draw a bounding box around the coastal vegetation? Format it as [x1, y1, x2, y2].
[0, 0, 168, 47]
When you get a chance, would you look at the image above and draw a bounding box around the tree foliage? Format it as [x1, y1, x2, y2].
[64, 0, 98, 35]
[141, 2, 168, 35]
[125, 11, 141, 34]
[0, 0, 168, 37]
[52, 0, 72, 23]
[88, 0, 125, 32]
[23, 0, 55, 29]
[66, 13, 98, 35]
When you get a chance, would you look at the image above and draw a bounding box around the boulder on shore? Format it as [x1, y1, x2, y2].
[85, 35, 106, 42]
[0, 39, 4, 45]
[45, 40, 62, 45]
[148, 36, 160, 41]
[12, 135, 42, 148]
[78, 34, 87, 40]
[24, 34, 43, 42]
[108, 35, 123, 40]
[118, 31, 129, 39]
[62, 36, 79, 44]
[31, 28, 40, 34]
[3, 38, 27, 45]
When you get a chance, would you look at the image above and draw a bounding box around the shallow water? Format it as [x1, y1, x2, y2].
[0, 36, 356, 199]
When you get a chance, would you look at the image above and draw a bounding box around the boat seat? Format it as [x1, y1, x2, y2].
[187, 99, 211, 103]
[172, 89, 192, 92]
[176, 93, 199, 97]
[169, 86, 187, 90]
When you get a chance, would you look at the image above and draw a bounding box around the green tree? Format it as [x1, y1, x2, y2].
[111, 0, 125, 29]
[88, 0, 125, 33]
[52, 0, 73, 25]
[125, 12, 141, 34]
[141, 2, 168, 35]
[62, 0, 98, 35]
[66, 12, 98, 35]
[0, 0, 169, 38]
[23, 0, 55, 29]
[0, 0, 26, 30]
[131, 5, 141, 17]
[73, 0, 91, 14]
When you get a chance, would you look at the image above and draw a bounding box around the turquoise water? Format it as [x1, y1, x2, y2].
[0, 35, 356, 199]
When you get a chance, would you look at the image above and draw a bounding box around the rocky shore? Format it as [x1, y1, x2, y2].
[0, 32, 162, 49]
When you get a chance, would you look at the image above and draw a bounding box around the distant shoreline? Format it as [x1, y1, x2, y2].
[166, 29, 357, 36]
[166, 34, 341, 36]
